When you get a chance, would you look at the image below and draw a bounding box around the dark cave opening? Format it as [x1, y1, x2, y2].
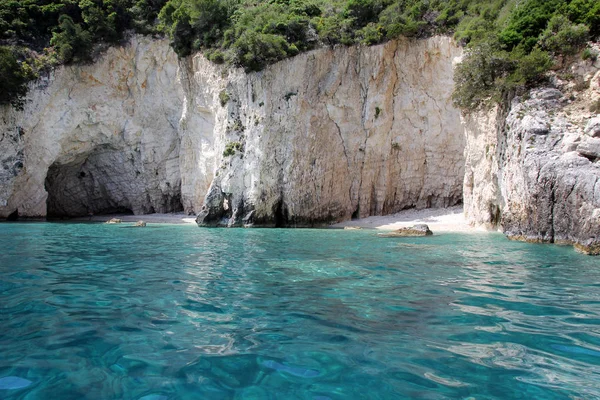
[6, 209, 19, 221]
[45, 158, 135, 218]
[44, 146, 182, 218]
[351, 205, 360, 220]
[273, 199, 289, 227]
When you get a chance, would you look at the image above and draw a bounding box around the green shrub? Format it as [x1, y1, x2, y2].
[582, 47, 598, 61]
[2, 0, 599, 110]
[50, 15, 93, 63]
[344, 0, 383, 28]
[567, 0, 600, 37]
[0, 47, 35, 109]
[452, 41, 514, 110]
[538, 15, 589, 56]
[223, 141, 244, 157]
[510, 47, 553, 85]
[379, 2, 425, 39]
[497, 0, 562, 52]
[208, 50, 226, 64]
[315, 15, 355, 45]
[358, 23, 384, 45]
[230, 31, 290, 72]
[219, 90, 230, 107]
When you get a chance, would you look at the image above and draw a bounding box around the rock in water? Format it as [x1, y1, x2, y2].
[343, 226, 362, 230]
[134, 221, 147, 227]
[0, 376, 32, 390]
[105, 218, 122, 224]
[378, 224, 433, 237]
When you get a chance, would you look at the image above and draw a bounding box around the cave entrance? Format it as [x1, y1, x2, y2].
[45, 155, 135, 218]
[44, 145, 183, 218]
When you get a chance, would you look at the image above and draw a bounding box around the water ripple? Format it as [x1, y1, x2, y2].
[1, 224, 600, 399]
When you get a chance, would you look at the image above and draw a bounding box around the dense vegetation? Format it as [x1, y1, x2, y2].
[1, 0, 599, 109]
[0, 0, 165, 108]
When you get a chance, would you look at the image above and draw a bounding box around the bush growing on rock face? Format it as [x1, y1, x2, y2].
[0, 47, 35, 110]
[219, 90, 230, 107]
[452, 40, 514, 110]
[582, 47, 598, 61]
[0, 0, 167, 106]
[50, 15, 94, 63]
[452, 0, 595, 111]
[538, 15, 589, 56]
[223, 141, 244, 157]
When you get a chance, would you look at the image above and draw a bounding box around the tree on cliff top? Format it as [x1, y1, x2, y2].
[0, 47, 35, 110]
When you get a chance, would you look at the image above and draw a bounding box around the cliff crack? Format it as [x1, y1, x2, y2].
[326, 105, 349, 171]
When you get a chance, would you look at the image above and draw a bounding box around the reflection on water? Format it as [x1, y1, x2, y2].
[0, 223, 600, 399]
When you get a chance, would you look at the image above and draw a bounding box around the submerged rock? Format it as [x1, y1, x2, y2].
[0, 376, 32, 390]
[574, 243, 600, 256]
[106, 218, 122, 224]
[378, 224, 433, 237]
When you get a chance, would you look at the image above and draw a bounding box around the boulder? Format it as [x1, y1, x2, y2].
[105, 218, 122, 224]
[134, 221, 146, 227]
[521, 115, 550, 135]
[576, 138, 600, 160]
[584, 117, 600, 138]
[534, 88, 563, 101]
[378, 224, 433, 237]
[344, 226, 362, 230]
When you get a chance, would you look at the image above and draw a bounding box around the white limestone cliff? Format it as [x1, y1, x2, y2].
[0, 35, 465, 225]
[195, 37, 465, 226]
[1, 34, 598, 253]
[0, 36, 184, 217]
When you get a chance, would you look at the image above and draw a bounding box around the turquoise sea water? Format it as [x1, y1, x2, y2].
[1, 223, 600, 399]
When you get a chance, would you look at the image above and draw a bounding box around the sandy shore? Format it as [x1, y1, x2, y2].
[330, 206, 486, 233]
[71, 213, 197, 225]
[68, 206, 487, 233]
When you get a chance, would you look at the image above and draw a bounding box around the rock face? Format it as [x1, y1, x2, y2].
[464, 75, 600, 254]
[0, 36, 184, 218]
[1, 36, 465, 226]
[195, 37, 465, 227]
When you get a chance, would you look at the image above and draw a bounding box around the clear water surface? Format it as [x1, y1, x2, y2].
[1, 222, 600, 399]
